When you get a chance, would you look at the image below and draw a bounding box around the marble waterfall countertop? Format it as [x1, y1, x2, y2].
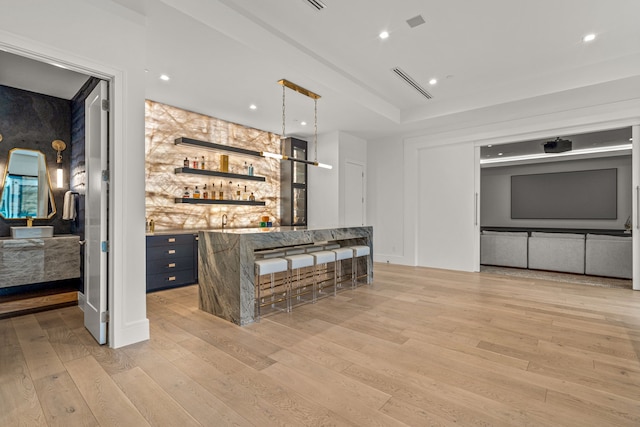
[198, 226, 373, 325]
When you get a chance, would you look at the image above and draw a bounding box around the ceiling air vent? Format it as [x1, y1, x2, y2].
[304, 0, 326, 11]
[406, 15, 426, 28]
[392, 67, 433, 100]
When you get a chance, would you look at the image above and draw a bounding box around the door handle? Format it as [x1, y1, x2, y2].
[168, 249, 176, 254]
[474, 192, 478, 226]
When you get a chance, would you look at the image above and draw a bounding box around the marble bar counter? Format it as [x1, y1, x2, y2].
[198, 226, 373, 325]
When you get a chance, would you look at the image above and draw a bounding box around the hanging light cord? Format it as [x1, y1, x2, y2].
[314, 98, 318, 162]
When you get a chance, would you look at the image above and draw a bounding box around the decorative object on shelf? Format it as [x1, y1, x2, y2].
[174, 198, 265, 206]
[220, 154, 229, 172]
[260, 79, 332, 170]
[51, 139, 66, 188]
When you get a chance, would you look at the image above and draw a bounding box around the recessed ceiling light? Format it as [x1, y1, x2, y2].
[487, 144, 493, 148]
[160, 74, 170, 81]
[429, 78, 437, 85]
[301, 121, 307, 126]
[249, 104, 257, 110]
[498, 152, 503, 156]
[379, 31, 389, 40]
[583, 33, 596, 43]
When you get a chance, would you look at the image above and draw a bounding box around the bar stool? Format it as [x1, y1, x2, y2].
[331, 247, 354, 291]
[350, 245, 371, 287]
[284, 253, 315, 310]
[311, 250, 337, 299]
[254, 258, 288, 321]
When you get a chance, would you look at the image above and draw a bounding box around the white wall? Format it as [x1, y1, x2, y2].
[308, 131, 367, 228]
[0, 0, 149, 348]
[482, 156, 632, 230]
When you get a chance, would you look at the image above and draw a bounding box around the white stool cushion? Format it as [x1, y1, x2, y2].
[312, 250, 336, 265]
[255, 258, 288, 275]
[351, 245, 370, 257]
[285, 248, 305, 255]
[332, 247, 353, 261]
[285, 254, 314, 269]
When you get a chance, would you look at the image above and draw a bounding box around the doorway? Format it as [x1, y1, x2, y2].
[345, 161, 365, 226]
[0, 49, 111, 343]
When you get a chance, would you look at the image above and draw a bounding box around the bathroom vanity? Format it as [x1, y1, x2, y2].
[0, 235, 80, 288]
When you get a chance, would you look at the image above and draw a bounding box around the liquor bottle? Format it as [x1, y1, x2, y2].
[227, 181, 233, 200]
[218, 181, 224, 200]
[249, 192, 255, 201]
[244, 161, 248, 174]
[236, 184, 241, 200]
[202, 184, 208, 199]
[192, 158, 198, 169]
[193, 186, 201, 199]
[248, 163, 254, 176]
[243, 185, 249, 200]
[183, 157, 189, 167]
[200, 156, 205, 169]
[183, 186, 190, 198]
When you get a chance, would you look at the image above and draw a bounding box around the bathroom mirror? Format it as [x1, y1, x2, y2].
[0, 148, 56, 219]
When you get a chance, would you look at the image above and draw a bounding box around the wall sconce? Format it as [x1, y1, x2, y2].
[51, 139, 66, 188]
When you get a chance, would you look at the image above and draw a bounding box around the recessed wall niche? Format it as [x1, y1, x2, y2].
[145, 100, 281, 231]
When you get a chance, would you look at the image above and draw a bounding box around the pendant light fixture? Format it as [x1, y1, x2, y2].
[260, 79, 332, 169]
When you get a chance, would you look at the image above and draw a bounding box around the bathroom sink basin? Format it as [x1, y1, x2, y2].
[11, 226, 54, 239]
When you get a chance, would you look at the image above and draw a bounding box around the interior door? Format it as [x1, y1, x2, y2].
[84, 80, 109, 344]
[633, 124, 639, 291]
[345, 162, 364, 226]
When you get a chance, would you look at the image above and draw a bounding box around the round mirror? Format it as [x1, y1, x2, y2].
[0, 148, 56, 219]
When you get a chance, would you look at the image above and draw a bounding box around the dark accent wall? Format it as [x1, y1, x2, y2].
[0, 84, 72, 237]
[70, 77, 101, 293]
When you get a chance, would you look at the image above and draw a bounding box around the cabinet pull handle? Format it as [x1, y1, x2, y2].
[168, 263, 176, 268]
[168, 276, 176, 281]
[168, 238, 176, 243]
[168, 249, 176, 254]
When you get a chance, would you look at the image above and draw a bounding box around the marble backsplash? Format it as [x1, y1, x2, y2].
[145, 100, 281, 231]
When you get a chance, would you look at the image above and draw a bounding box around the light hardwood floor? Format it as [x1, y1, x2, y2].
[2, 263, 640, 426]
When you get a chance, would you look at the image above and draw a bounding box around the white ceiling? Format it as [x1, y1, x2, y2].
[2, 0, 640, 143]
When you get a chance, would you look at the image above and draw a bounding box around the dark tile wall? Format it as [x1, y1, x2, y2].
[0, 84, 73, 237]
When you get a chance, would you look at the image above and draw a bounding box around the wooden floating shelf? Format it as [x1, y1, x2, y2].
[175, 198, 266, 206]
[174, 167, 266, 182]
[175, 137, 263, 158]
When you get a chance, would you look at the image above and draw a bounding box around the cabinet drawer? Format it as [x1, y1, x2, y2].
[146, 234, 196, 248]
[146, 243, 194, 261]
[147, 256, 194, 274]
[146, 269, 196, 292]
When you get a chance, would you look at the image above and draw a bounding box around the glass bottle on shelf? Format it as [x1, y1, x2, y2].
[183, 157, 189, 167]
[243, 185, 249, 200]
[183, 186, 191, 198]
[227, 181, 233, 200]
[200, 156, 205, 169]
[248, 163, 254, 176]
[193, 186, 200, 199]
[236, 184, 241, 200]
[192, 158, 198, 169]
[202, 184, 208, 199]
[249, 192, 255, 201]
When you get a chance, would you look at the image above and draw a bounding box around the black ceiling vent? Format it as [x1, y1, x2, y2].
[304, 0, 326, 11]
[392, 67, 433, 100]
[544, 137, 572, 153]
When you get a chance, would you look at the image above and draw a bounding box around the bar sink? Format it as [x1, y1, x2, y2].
[11, 226, 54, 239]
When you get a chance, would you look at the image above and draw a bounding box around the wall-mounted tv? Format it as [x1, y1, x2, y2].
[511, 168, 617, 219]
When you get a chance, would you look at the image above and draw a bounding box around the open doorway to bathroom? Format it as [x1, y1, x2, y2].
[0, 50, 109, 323]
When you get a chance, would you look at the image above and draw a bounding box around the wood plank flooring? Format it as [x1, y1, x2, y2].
[2, 263, 640, 426]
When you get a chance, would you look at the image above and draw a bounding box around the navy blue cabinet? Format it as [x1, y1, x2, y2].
[146, 233, 198, 292]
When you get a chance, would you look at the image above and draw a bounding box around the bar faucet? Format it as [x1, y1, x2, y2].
[221, 214, 228, 231]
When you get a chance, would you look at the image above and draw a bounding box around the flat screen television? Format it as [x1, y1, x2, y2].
[511, 168, 617, 219]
